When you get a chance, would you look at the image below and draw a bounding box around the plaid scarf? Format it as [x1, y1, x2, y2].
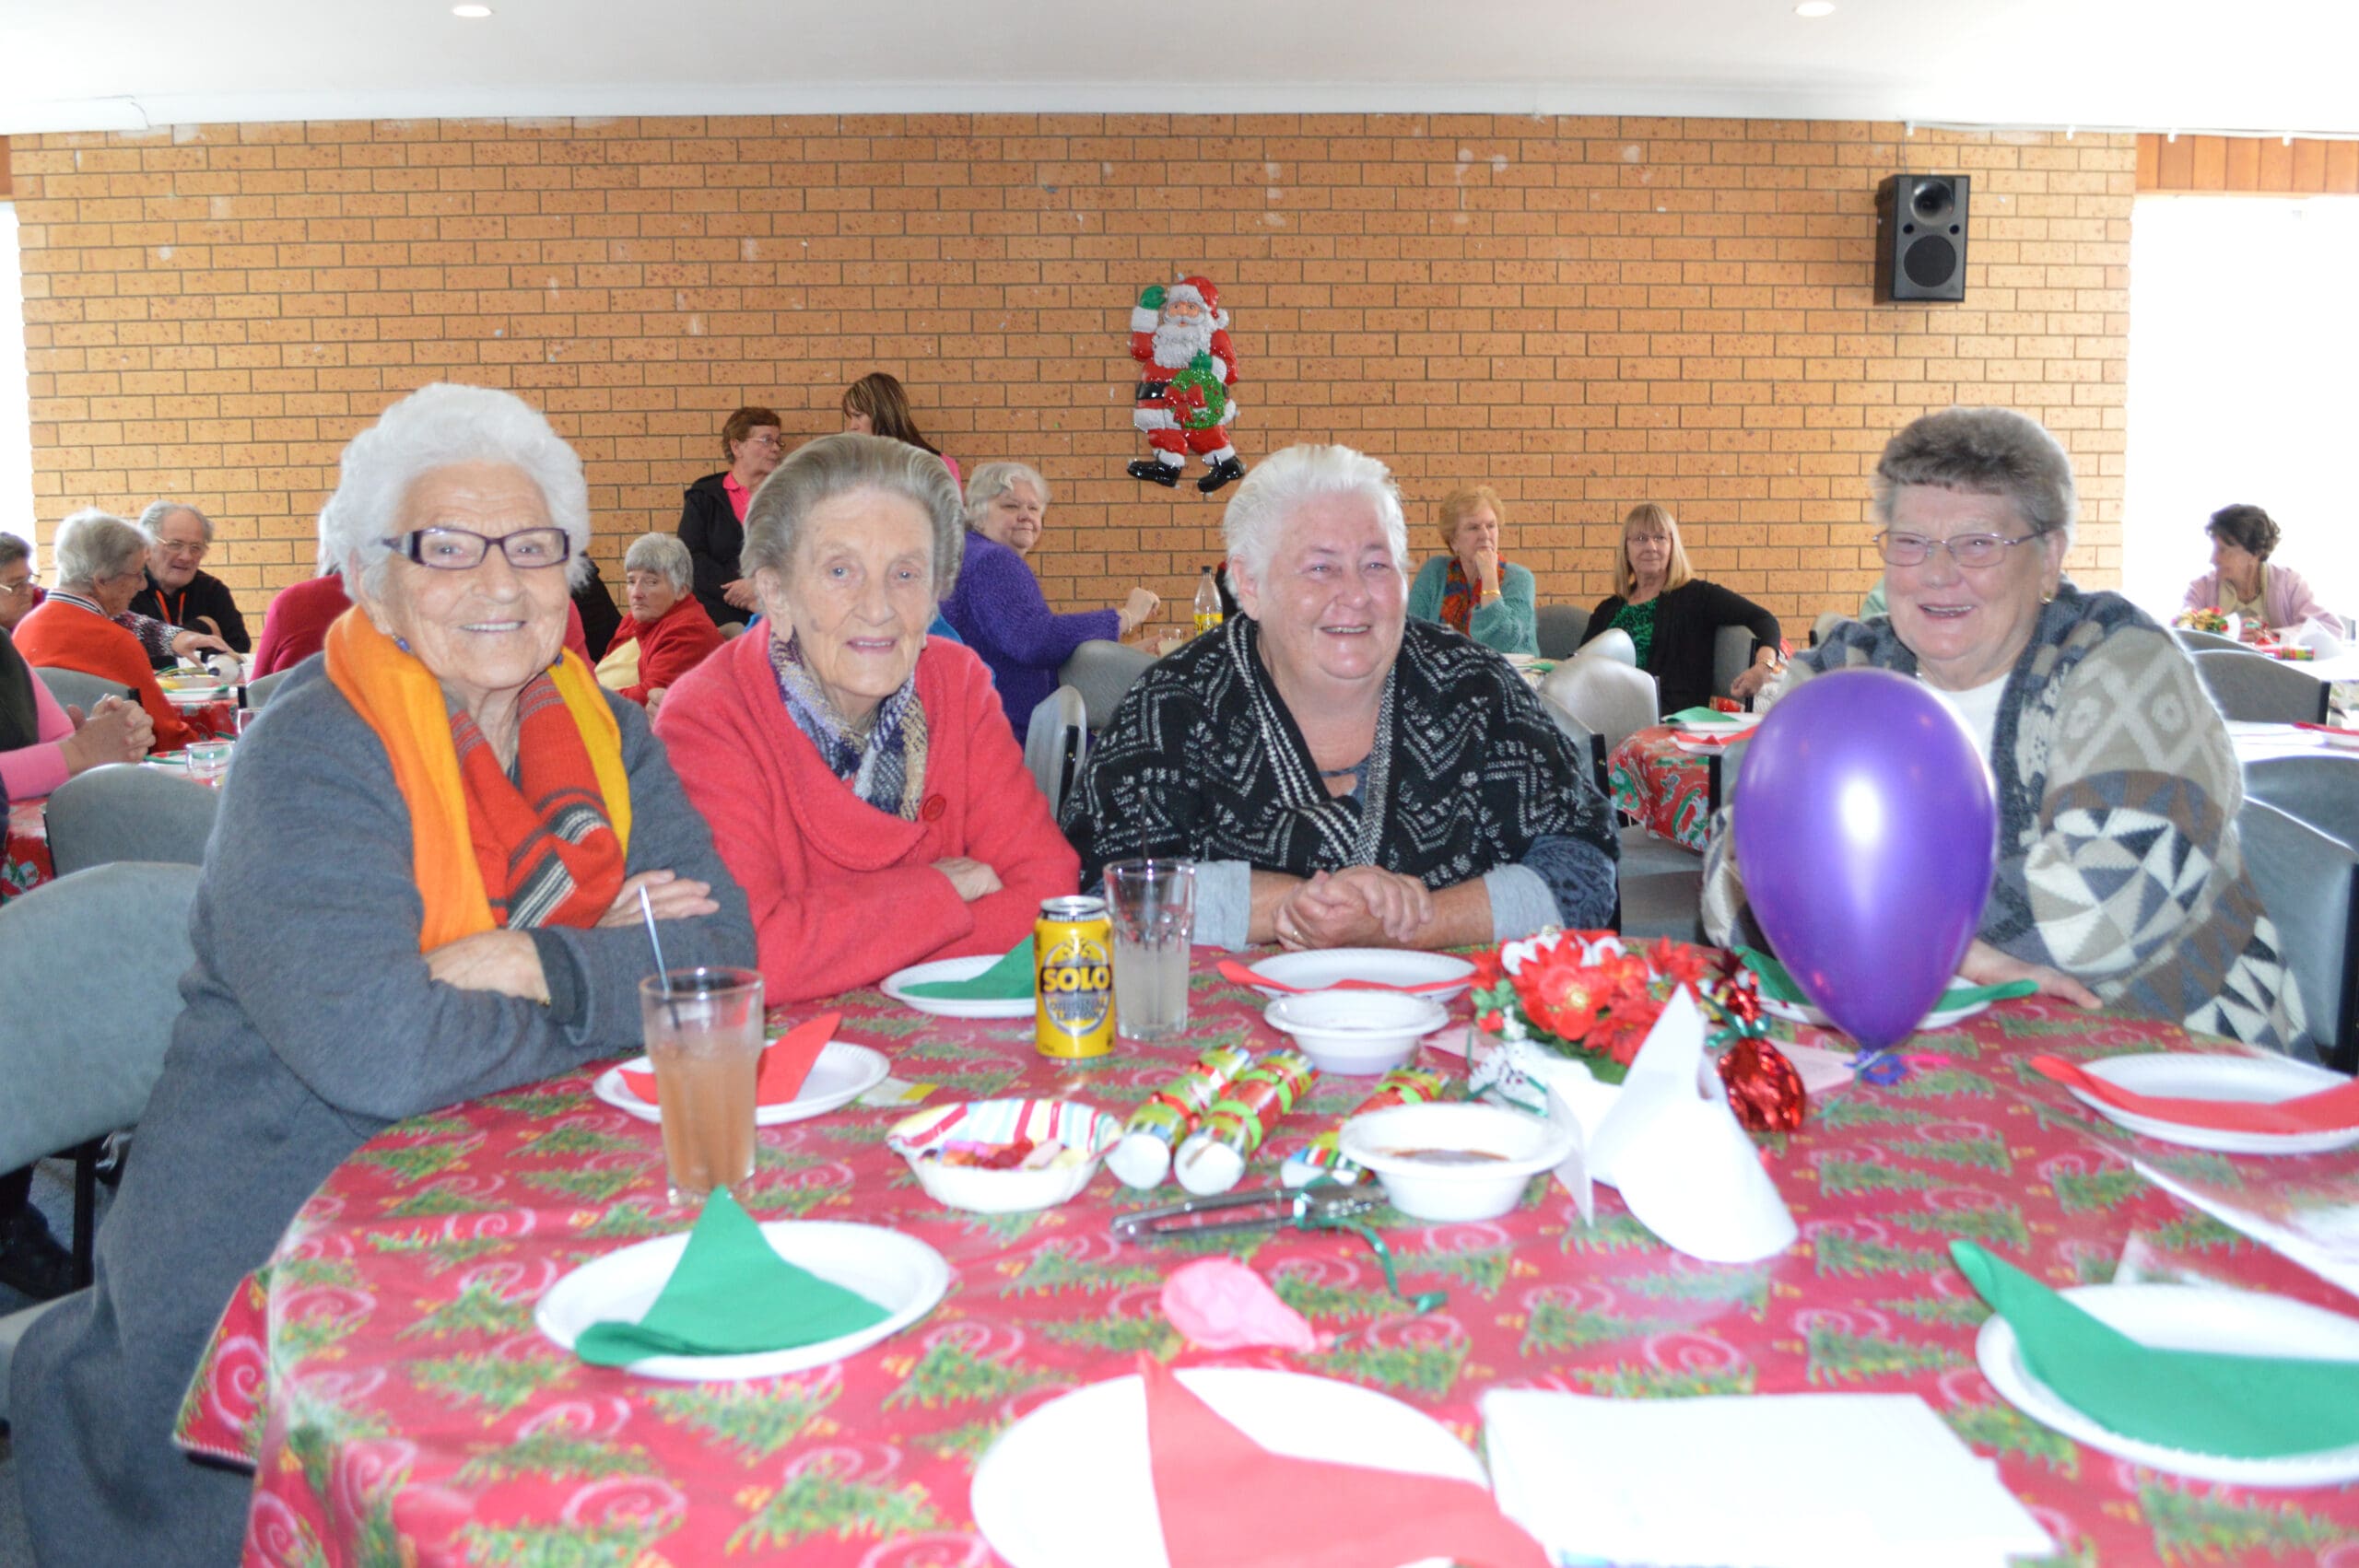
[1438, 555, 1497, 635]
[449, 673, 628, 930]
[769, 632, 929, 819]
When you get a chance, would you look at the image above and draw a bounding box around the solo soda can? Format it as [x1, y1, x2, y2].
[1035, 896, 1114, 1060]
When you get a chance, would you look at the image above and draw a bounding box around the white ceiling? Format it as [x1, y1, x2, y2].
[5, 0, 2357, 139]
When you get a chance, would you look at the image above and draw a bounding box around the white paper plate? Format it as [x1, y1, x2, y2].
[535, 1220, 946, 1381]
[1756, 980, 1991, 1034]
[1976, 1282, 2359, 1487]
[1244, 948, 1475, 1001]
[883, 954, 1035, 1020]
[592, 1041, 889, 1128]
[1669, 710, 1762, 732]
[2063, 1053, 2359, 1155]
[1670, 736, 1739, 757]
[970, 1368, 1489, 1568]
[160, 685, 229, 706]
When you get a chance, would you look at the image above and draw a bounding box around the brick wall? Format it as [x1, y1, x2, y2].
[6, 116, 2133, 631]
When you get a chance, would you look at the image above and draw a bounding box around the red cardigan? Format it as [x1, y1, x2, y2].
[656, 629, 1079, 1003]
[12, 598, 196, 750]
[604, 595, 725, 705]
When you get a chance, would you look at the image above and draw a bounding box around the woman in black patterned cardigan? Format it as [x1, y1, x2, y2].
[1062, 443, 1619, 954]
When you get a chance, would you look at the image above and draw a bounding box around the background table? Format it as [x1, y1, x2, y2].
[3, 799, 52, 902]
[180, 952, 2359, 1566]
[1608, 725, 1717, 851]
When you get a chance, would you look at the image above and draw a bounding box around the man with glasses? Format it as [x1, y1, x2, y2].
[130, 500, 251, 656]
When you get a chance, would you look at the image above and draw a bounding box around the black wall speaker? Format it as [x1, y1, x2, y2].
[1875, 173, 1970, 302]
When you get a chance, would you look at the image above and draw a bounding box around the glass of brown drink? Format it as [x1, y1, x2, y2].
[639, 966, 765, 1206]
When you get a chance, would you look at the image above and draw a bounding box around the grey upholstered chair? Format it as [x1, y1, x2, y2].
[44, 763, 223, 877]
[32, 666, 124, 714]
[1532, 604, 1588, 660]
[2191, 647, 2330, 725]
[2172, 626, 2245, 654]
[1540, 658, 1659, 756]
[1059, 640, 1156, 732]
[1022, 685, 1088, 822]
[1711, 625, 1759, 704]
[242, 669, 291, 709]
[2236, 798, 2358, 1073]
[2243, 755, 2359, 851]
[0, 862, 202, 1422]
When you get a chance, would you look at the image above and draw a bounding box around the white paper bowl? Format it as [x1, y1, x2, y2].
[886, 1097, 1122, 1214]
[1337, 1102, 1578, 1223]
[1262, 990, 1450, 1076]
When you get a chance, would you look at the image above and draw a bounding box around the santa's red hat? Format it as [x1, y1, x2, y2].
[1166, 275, 1229, 330]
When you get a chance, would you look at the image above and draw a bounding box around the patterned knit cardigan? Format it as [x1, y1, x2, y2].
[1703, 587, 2306, 1054]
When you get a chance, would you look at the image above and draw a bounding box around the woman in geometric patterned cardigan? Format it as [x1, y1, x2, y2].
[1705, 407, 2305, 1055]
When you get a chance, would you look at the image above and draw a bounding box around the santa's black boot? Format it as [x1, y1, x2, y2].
[1196, 455, 1246, 495]
[1128, 458, 1180, 487]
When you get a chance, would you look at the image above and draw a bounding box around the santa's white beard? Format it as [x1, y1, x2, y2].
[1150, 316, 1215, 370]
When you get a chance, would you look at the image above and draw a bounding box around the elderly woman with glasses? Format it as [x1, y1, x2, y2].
[596, 532, 725, 719]
[941, 460, 1161, 736]
[11, 509, 205, 751]
[12, 384, 755, 1568]
[128, 500, 250, 654]
[2181, 503, 2337, 636]
[1063, 444, 1619, 951]
[657, 433, 1080, 1002]
[677, 404, 785, 627]
[1704, 406, 2303, 1051]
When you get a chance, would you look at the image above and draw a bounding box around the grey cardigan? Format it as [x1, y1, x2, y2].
[14, 657, 756, 1568]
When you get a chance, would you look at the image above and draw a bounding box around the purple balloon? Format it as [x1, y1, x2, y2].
[1731, 669, 1999, 1050]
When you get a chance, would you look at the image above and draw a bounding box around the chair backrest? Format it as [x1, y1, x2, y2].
[0, 862, 202, 1172]
[243, 669, 290, 709]
[1572, 626, 1637, 667]
[33, 665, 125, 713]
[1533, 604, 1588, 660]
[1060, 639, 1156, 731]
[1535, 693, 1611, 799]
[44, 762, 224, 877]
[2243, 755, 2359, 850]
[1022, 685, 1089, 821]
[2190, 648, 2330, 726]
[2236, 797, 2358, 1071]
[1711, 625, 1757, 701]
[1540, 657, 1661, 755]
[2173, 626, 2245, 653]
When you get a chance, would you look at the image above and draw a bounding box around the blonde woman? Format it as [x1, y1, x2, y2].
[1583, 502, 1781, 714]
[1405, 485, 1537, 654]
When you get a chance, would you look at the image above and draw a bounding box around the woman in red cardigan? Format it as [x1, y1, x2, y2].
[594, 532, 725, 719]
[12, 509, 197, 751]
[655, 433, 1079, 1003]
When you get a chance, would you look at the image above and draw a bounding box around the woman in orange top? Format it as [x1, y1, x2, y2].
[11, 509, 198, 750]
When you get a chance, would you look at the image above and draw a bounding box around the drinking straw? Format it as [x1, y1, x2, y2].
[640, 883, 683, 1025]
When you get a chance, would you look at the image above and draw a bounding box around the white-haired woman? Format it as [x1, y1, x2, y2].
[595, 531, 724, 718]
[658, 435, 1081, 1002]
[12, 509, 201, 749]
[1063, 444, 1620, 952]
[13, 384, 755, 1568]
[941, 460, 1160, 737]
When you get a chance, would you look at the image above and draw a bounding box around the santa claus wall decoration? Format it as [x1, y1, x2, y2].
[1125, 275, 1245, 495]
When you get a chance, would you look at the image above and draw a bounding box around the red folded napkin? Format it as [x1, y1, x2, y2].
[2294, 721, 2359, 739]
[1142, 1355, 1546, 1568]
[619, 1011, 839, 1109]
[1214, 959, 1458, 997]
[2031, 1054, 2359, 1135]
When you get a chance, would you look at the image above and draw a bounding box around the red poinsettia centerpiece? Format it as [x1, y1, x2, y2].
[1471, 930, 1718, 1084]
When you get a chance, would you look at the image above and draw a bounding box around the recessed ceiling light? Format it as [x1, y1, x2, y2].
[1795, 1, 1837, 15]
[452, 4, 493, 16]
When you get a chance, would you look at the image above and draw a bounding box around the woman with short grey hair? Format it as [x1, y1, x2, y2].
[595, 531, 724, 715]
[1706, 405, 2304, 1052]
[657, 431, 1080, 1003]
[10, 509, 202, 749]
[1063, 442, 1619, 953]
[941, 456, 1160, 737]
[13, 383, 754, 1568]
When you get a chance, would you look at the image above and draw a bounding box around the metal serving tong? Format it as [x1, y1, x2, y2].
[1111, 1183, 1383, 1244]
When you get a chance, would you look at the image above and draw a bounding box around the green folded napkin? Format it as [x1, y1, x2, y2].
[902, 936, 1035, 1000]
[574, 1190, 890, 1365]
[1952, 1241, 2359, 1458]
[1666, 706, 1743, 727]
[1736, 948, 2036, 1013]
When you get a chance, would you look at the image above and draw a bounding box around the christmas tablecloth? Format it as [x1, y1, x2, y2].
[2, 798, 52, 903]
[1608, 724, 1717, 852]
[179, 949, 2359, 1566]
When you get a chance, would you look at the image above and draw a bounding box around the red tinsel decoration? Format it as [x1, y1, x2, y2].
[1717, 1036, 1808, 1132]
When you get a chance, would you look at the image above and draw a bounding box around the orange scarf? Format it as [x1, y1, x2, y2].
[325, 607, 632, 952]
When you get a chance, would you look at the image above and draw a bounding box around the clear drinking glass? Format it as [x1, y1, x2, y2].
[185, 739, 234, 785]
[1104, 859, 1196, 1042]
[638, 966, 764, 1206]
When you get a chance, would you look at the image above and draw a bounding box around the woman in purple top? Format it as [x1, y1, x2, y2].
[942, 462, 1160, 735]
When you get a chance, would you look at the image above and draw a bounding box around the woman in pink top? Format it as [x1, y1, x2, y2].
[0, 626, 154, 802]
[2181, 503, 2339, 634]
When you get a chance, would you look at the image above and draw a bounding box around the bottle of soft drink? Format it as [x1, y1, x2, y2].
[1192, 566, 1224, 636]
